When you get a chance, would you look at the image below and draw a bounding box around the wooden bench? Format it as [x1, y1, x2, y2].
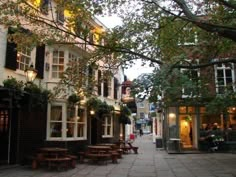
[45, 157, 72, 170]
[29, 153, 47, 169]
[66, 155, 78, 168]
[110, 152, 119, 163]
[86, 153, 111, 164]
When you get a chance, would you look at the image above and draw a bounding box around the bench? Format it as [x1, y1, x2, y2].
[45, 157, 72, 170]
[86, 153, 111, 164]
[66, 155, 78, 168]
[29, 153, 47, 169]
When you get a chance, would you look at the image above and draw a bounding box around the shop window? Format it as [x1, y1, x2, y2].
[47, 102, 87, 140]
[52, 50, 64, 78]
[102, 115, 113, 137]
[215, 63, 235, 94]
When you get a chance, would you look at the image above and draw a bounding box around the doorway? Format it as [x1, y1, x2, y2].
[180, 114, 197, 150]
[0, 109, 9, 164]
[91, 118, 98, 145]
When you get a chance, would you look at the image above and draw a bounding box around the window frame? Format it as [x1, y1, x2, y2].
[215, 62, 235, 94]
[102, 114, 113, 138]
[180, 60, 200, 98]
[47, 101, 87, 141]
[51, 49, 65, 79]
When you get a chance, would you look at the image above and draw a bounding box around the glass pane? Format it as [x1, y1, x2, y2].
[67, 123, 74, 137]
[188, 107, 195, 113]
[179, 106, 186, 113]
[225, 69, 232, 77]
[77, 124, 84, 137]
[51, 105, 62, 121]
[53, 57, 58, 64]
[217, 70, 223, 77]
[200, 107, 205, 113]
[50, 123, 62, 137]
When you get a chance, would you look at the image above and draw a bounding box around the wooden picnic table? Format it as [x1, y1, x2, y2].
[39, 147, 68, 158]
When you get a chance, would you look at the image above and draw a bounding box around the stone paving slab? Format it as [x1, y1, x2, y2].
[0, 135, 236, 177]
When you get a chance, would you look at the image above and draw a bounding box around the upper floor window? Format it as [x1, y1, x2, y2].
[47, 102, 87, 140]
[178, 26, 197, 46]
[102, 115, 113, 137]
[215, 63, 235, 94]
[57, 6, 65, 24]
[40, 0, 49, 14]
[181, 60, 200, 97]
[138, 102, 144, 108]
[17, 47, 31, 71]
[52, 50, 64, 78]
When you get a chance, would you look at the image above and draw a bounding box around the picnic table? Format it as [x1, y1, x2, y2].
[86, 145, 119, 164]
[31, 147, 76, 170]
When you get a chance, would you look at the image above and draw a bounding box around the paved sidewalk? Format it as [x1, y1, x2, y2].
[0, 135, 236, 177]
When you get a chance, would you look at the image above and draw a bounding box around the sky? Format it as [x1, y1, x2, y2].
[97, 15, 154, 81]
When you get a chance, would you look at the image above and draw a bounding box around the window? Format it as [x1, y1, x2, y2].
[179, 26, 197, 45]
[215, 63, 235, 94]
[52, 50, 64, 78]
[102, 115, 113, 137]
[138, 102, 144, 108]
[57, 6, 65, 24]
[17, 47, 31, 71]
[181, 60, 200, 97]
[47, 102, 87, 140]
[40, 0, 49, 14]
[140, 112, 145, 119]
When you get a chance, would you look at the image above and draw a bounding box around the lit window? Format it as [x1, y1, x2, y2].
[52, 50, 64, 78]
[102, 115, 113, 137]
[17, 47, 31, 71]
[47, 102, 87, 140]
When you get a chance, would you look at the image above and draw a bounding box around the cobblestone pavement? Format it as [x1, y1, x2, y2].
[0, 135, 236, 177]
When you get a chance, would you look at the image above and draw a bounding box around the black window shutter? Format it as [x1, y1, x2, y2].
[98, 70, 102, 96]
[5, 28, 17, 70]
[35, 45, 45, 79]
[114, 77, 118, 99]
[103, 79, 108, 97]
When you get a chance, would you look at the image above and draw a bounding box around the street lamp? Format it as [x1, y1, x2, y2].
[25, 64, 37, 83]
[90, 109, 95, 116]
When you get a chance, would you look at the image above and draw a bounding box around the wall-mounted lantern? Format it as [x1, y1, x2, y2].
[25, 64, 37, 83]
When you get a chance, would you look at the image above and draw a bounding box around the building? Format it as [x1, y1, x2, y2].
[0, 0, 124, 164]
[159, 17, 236, 152]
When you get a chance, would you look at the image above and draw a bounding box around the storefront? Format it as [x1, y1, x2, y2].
[165, 105, 236, 152]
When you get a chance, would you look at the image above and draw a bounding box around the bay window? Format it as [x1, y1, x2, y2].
[47, 102, 87, 140]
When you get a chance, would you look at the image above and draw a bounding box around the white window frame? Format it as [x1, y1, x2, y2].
[51, 49, 65, 79]
[215, 62, 235, 94]
[180, 60, 200, 98]
[47, 101, 87, 141]
[178, 26, 198, 46]
[102, 115, 113, 138]
[17, 46, 32, 72]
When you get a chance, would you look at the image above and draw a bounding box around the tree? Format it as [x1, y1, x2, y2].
[1, 0, 236, 98]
